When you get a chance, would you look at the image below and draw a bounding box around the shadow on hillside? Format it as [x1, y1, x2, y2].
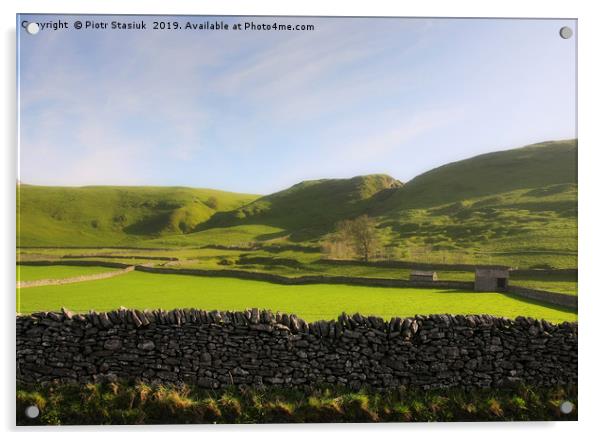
[122, 212, 171, 235]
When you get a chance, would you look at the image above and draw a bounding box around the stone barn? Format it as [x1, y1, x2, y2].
[474, 267, 509, 292]
[410, 270, 438, 282]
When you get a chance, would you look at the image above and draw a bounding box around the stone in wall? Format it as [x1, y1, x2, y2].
[16, 308, 578, 390]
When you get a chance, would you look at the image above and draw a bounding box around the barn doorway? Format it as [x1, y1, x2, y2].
[496, 277, 507, 290]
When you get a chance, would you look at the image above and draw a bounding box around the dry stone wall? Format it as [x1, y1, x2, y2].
[16, 261, 473, 289]
[18, 260, 131, 269]
[134, 265, 475, 289]
[17, 308, 577, 390]
[507, 286, 577, 309]
[318, 258, 510, 272]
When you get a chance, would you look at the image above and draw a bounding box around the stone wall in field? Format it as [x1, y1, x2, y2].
[17, 261, 473, 290]
[18, 260, 132, 269]
[318, 258, 510, 272]
[511, 268, 577, 277]
[507, 286, 578, 309]
[16, 308, 577, 390]
[134, 265, 475, 290]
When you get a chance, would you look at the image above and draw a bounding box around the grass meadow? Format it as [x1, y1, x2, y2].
[17, 269, 577, 323]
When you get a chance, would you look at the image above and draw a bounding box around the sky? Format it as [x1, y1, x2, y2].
[17, 15, 577, 194]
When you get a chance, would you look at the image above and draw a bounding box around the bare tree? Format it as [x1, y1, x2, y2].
[329, 215, 382, 262]
[321, 238, 353, 260]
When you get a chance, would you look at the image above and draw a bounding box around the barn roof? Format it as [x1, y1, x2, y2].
[475, 267, 509, 277]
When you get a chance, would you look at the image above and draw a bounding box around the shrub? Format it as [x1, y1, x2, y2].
[205, 197, 219, 210]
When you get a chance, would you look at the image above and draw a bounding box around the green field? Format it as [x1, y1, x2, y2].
[17, 270, 576, 323]
[16, 247, 578, 295]
[17, 265, 117, 282]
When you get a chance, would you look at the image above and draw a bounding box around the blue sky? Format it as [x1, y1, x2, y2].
[18, 15, 576, 194]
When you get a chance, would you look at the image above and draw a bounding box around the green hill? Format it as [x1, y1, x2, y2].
[384, 139, 576, 210]
[203, 174, 402, 240]
[16, 140, 577, 268]
[374, 140, 577, 267]
[17, 186, 259, 247]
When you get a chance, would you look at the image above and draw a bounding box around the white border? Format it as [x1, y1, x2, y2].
[2, 1, 601, 438]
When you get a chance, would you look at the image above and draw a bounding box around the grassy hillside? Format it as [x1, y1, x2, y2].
[374, 140, 577, 267]
[377, 184, 577, 268]
[204, 174, 402, 240]
[385, 139, 576, 209]
[16, 140, 577, 268]
[17, 186, 259, 247]
[195, 140, 576, 267]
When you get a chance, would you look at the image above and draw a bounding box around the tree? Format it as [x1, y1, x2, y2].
[330, 215, 383, 262]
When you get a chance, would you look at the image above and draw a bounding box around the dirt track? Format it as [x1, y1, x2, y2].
[17, 266, 135, 288]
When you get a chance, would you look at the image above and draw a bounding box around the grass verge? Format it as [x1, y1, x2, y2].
[16, 382, 577, 425]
